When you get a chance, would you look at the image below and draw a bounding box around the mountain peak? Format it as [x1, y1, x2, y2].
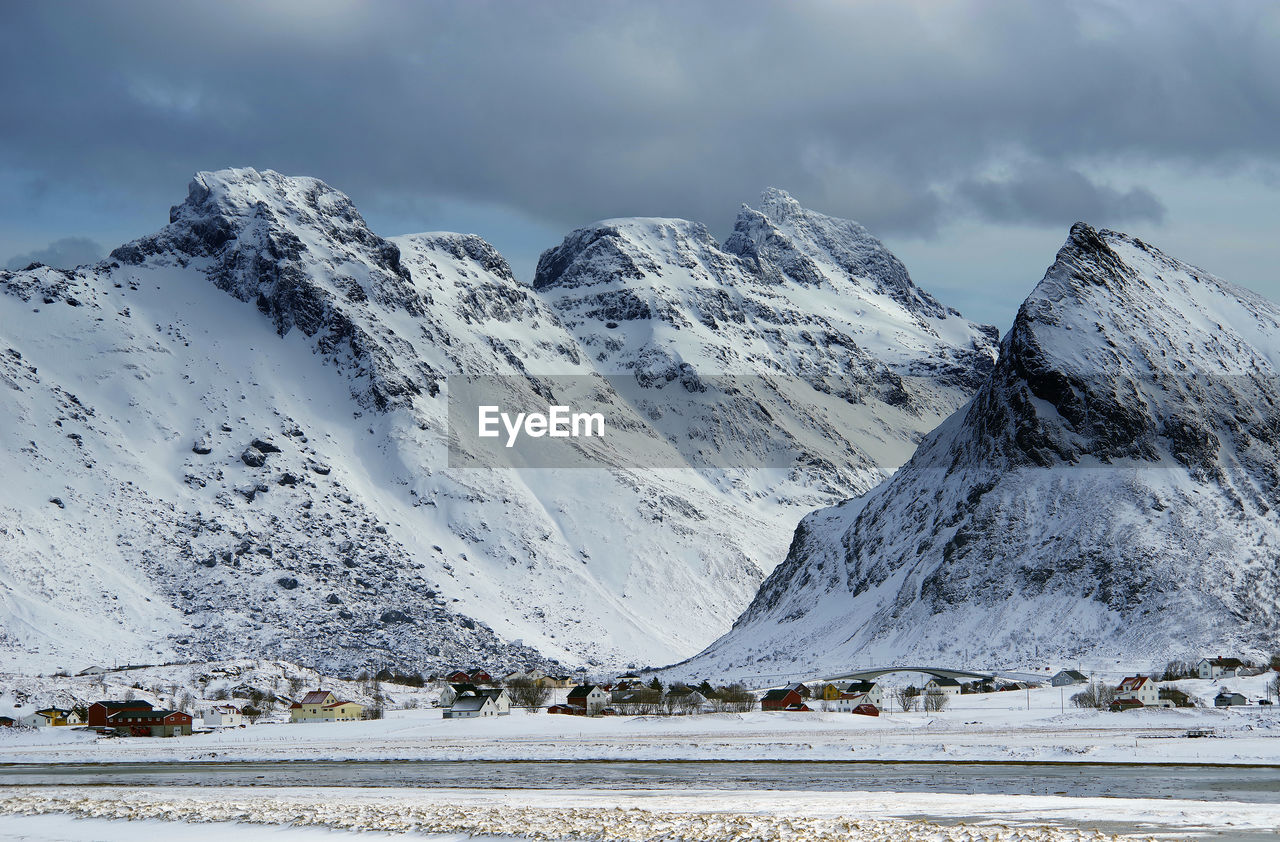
[683, 226, 1280, 679]
[755, 186, 804, 221]
[531, 217, 720, 291]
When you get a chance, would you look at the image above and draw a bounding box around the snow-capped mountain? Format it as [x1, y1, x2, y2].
[534, 189, 998, 502]
[0, 169, 994, 674]
[679, 223, 1280, 681]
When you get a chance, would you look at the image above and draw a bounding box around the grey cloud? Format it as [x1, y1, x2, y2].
[5, 237, 105, 271]
[0, 1, 1277, 240]
[956, 164, 1166, 227]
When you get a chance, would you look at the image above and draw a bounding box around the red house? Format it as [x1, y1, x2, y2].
[447, 670, 472, 683]
[87, 700, 153, 727]
[469, 669, 492, 684]
[106, 708, 194, 737]
[852, 703, 879, 717]
[761, 688, 805, 711]
[547, 704, 580, 715]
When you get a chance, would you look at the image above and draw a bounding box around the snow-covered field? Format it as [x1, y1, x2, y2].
[1, 674, 1277, 764]
[5, 785, 1277, 841]
[2, 667, 1275, 839]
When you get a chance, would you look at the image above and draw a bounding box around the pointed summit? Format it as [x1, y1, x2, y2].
[683, 224, 1280, 679]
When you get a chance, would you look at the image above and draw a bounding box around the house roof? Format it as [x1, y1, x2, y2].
[1056, 670, 1088, 681]
[300, 690, 335, 705]
[1204, 657, 1244, 668]
[107, 708, 188, 721]
[929, 677, 961, 687]
[1118, 676, 1149, 691]
[450, 695, 492, 712]
[449, 683, 479, 695]
[567, 685, 598, 698]
[34, 708, 72, 717]
[323, 700, 359, 709]
[762, 689, 795, 702]
[91, 700, 153, 711]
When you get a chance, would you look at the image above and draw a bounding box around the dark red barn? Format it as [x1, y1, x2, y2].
[87, 700, 153, 728]
[761, 688, 804, 711]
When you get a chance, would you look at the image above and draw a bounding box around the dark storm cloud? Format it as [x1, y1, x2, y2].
[956, 164, 1166, 227]
[4, 237, 105, 271]
[1, 0, 1278, 237]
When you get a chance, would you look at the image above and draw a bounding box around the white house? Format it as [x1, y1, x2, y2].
[444, 694, 497, 719]
[439, 683, 477, 709]
[197, 705, 244, 728]
[1197, 657, 1244, 680]
[567, 684, 609, 715]
[478, 687, 511, 715]
[839, 681, 884, 708]
[1116, 676, 1160, 706]
[77, 665, 108, 677]
[442, 687, 510, 717]
[830, 692, 873, 712]
[924, 677, 962, 696]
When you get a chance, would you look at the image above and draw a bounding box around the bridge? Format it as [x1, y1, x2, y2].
[821, 666, 1048, 684]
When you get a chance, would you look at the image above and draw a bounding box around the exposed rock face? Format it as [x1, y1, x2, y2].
[677, 224, 1280, 681]
[112, 168, 438, 411]
[533, 190, 998, 497]
[0, 171, 995, 674]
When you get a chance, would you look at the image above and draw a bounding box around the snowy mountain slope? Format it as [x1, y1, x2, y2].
[0, 169, 771, 672]
[534, 189, 999, 503]
[680, 223, 1280, 680]
[0, 170, 996, 674]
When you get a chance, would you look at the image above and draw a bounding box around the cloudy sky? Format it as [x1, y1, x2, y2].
[3, 0, 1277, 328]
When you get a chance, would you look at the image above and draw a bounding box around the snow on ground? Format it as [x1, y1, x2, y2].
[1, 675, 1277, 764]
[1, 785, 1247, 841]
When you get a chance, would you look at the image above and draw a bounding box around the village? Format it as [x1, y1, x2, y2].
[1, 654, 1276, 740]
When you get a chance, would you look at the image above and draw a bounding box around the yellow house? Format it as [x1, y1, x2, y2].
[290, 690, 365, 722]
[28, 708, 83, 727]
[819, 683, 842, 701]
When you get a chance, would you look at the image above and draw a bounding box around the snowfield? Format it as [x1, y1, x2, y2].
[5, 785, 1277, 841]
[1, 674, 1277, 765]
